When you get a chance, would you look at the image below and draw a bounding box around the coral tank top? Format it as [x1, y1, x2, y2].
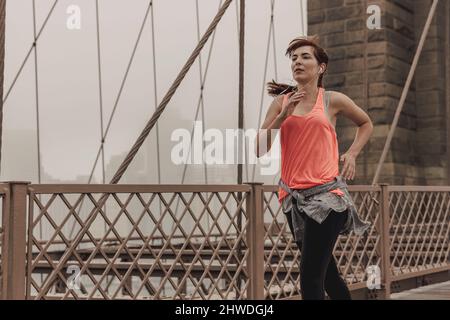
[278, 87, 344, 203]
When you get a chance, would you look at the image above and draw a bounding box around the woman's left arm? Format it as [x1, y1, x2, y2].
[332, 92, 374, 180]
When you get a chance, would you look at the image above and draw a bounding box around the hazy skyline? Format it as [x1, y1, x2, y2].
[2, 0, 307, 184]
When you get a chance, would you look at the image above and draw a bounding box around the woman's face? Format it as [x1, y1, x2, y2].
[290, 45, 322, 85]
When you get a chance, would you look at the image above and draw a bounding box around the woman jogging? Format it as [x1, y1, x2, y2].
[256, 35, 372, 300]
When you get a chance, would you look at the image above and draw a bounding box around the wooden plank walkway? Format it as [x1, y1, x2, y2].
[391, 281, 450, 300]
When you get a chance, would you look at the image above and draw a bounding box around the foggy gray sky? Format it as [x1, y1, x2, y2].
[2, 0, 307, 184]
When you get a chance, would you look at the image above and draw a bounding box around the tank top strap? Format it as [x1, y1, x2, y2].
[323, 89, 331, 114]
[314, 87, 324, 111]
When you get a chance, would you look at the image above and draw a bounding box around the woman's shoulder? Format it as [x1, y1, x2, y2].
[325, 90, 350, 101]
[325, 90, 352, 107]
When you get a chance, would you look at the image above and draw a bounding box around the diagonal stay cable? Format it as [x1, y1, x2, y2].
[365, 0, 439, 212]
[251, 0, 275, 182]
[86, 0, 154, 186]
[45, 0, 234, 294]
[67, 0, 154, 239]
[109, 0, 233, 184]
[3, 0, 59, 105]
[372, 0, 439, 186]
[170, 0, 223, 234]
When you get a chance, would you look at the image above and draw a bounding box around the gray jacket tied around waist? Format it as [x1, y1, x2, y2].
[279, 176, 371, 242]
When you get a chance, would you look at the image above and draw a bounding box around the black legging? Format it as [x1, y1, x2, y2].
[285, 203, 352, 300]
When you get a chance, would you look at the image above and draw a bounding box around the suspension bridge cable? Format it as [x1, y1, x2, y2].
[372, 0, 439, 185]
[446, 0, 450, 183]
[170, 0, 223, 234]
[172, 0, 218, 234]
[237, 0, 245, 186]
[94, 0, 108, 238]
[2, 0, 59, 105]
[95, 0, 106, 188]
[271, 5, 278, 83]
[83, 0, 153, 186]
[149, 1, 161, 188]
[251, 0, 275, 182]
[270, 0, 280, 186]
[109, 0, 234, 185]
[149, 1, 164, 253]
[68, 0, 154, 239]
[234, 0, 249, 183]
[31, 0, 44, 246]
[178, 0, 221, 188]
[43, 0, 234, 293]
[299, 0, 305, 35]
[236, 0, 245, 297]
[0, 0, 6, 175]
[195, 0, 209, 187]
[363, 0, 369, 184]
[32, 0, 42, 185]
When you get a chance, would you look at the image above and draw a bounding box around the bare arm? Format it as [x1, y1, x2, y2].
[255, 96, 284, 158]
[255, 91, 307, 157]
[332, 92, 373, 179]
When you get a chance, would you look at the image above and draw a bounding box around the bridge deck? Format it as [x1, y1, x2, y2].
[391, 281, 450, 300]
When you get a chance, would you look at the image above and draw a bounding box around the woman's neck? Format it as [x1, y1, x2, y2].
[296, 81, 319, 101]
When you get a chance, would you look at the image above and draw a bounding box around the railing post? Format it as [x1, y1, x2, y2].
[1, 181, 29, 300]
[378, 183, 391, 299]
[245, 182, 264, 300]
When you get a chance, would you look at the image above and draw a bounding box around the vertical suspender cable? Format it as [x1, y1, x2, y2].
[194, 0, 210, 232]
[68, 0, 155, 239]
[194, 0, 209, 187]
[109, 0, 233, 184]
[95, 0, 106, 191]
[445, 0, 450, 183]
[0, 0, 6, 176]
[363, 0, 369, 183]
[31, 0, 43, 242]
[251, 0, 274, 182]
[237, 0, 245, 298]
[299, 0, 305, 35]
[149, 1, 162, 190]
[31, 0, 45, 286]
[235, 0, 249, 183]
[94, 0, 107, 236]
[237, 0, 245, 186]
[43, 1, 234, 297]
[149, 1, 164, 251]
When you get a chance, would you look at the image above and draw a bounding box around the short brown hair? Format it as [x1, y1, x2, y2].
[267, 35, 329, 96]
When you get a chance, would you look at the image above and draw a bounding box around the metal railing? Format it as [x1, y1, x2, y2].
[0, 182, 448, 299]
